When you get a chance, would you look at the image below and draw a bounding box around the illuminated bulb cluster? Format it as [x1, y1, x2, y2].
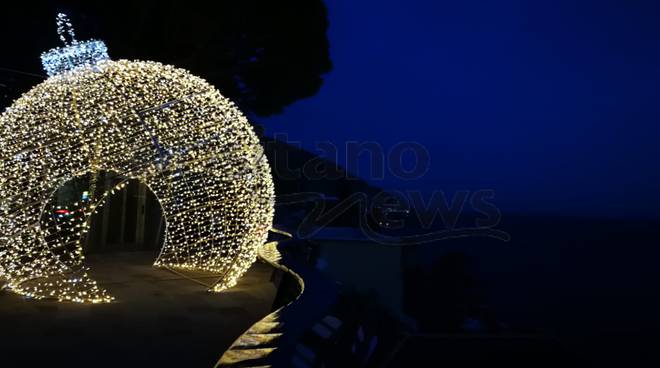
[40, 14, 109, 77]
[0, 15, 274, 303]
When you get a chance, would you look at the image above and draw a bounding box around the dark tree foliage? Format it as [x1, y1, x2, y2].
[0, 0, 332, 116]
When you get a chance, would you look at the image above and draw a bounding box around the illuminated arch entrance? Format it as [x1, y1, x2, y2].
[42, 171, 165, 256]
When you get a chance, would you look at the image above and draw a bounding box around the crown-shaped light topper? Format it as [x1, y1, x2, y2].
[40, 13, 110, 76]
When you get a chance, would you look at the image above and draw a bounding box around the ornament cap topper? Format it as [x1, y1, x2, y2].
[40, 13, 109, 76]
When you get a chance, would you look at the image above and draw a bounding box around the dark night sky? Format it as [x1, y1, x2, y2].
[262, 0, 660, 220]
[1, 0, 659, 220]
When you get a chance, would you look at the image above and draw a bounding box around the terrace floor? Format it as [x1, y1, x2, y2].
[0, 251, 278, 367]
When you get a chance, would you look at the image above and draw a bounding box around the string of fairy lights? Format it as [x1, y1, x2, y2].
[0, 14, 275, 303]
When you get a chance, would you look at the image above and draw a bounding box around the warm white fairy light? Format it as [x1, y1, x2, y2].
[0, 15, 274, 303]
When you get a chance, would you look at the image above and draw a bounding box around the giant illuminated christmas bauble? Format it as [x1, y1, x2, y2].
[0, 14, 274, 303]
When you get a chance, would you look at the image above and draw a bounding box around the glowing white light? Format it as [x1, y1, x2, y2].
[40, 13, 109, 76]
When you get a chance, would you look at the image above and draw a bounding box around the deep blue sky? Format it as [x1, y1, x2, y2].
[262, 0, 660, 219]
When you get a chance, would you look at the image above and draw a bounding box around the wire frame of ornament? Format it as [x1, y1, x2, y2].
[0, 58, 275, 303]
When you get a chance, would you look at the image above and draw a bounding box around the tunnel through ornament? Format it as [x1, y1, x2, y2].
[0, 14, 275, 303]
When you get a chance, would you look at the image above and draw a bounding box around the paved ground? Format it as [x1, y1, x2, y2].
[0, 252, 279, 367]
